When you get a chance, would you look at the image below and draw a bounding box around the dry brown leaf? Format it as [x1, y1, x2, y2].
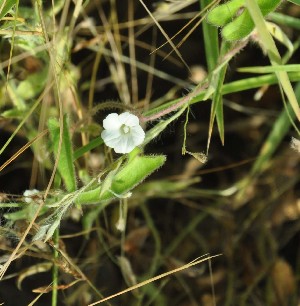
[271, 197, 300, 227]
[196, 268, 225, 288]
[271, 258, 296, 304]
[124, 226, 150, 254]
[200, 293, 220, 306]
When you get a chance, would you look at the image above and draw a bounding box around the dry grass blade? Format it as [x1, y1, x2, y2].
[138, 0, 190, 72]
[0, 129, 48, 172]
[32, 279, 83, 293]
[88, 254, 221, 305]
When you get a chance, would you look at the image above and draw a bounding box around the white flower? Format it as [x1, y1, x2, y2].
[23, 189, 40, 203]
[101, 112, 145, 154]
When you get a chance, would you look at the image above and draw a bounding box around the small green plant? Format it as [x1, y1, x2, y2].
[1, 0, 300, 305]
[207, 0, 282, 40]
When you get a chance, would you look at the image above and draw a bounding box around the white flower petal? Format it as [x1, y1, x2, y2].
[23, 189, 39, 197]
[131, 125, 145, 145]
[114, 134, 136, 154]
[103, 113, 122, 130]
[101, 130, 122, 147]
[119, 112, 139, 127]
[23, 189, 39, 203]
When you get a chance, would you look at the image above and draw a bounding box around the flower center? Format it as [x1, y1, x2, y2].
[121, 124, 130, 134]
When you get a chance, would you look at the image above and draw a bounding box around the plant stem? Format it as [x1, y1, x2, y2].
[52, 229, 59, 306]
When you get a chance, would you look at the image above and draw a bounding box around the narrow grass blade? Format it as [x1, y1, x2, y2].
[235, 82, 300, 206]
[269, 12, 300, 30]
[245, 0, 300, 122]
[0, 0, 16, 20]
[287, 0, 300, 5]
[251, 83, 300, 176]
[73, 137, 103, 161]
[207, 42, 229, 150]
[238, 64, 300, 74]
[200, 0, 219, 72]
[48, 115, 77, 192]
[207, 62, 226, 149]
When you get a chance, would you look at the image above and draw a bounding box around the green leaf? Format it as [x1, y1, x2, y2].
[1, 108, 25, 118]
[200, 0, 219, 72]
[222, 9, 255, 41]
[48, 115, 77, 192]
[238, 64, 300, 74]
[33, 204, 68, 242]
[207, 0, 282, 41]
[110, 155, 166, 196]
[235, 82, 300, 206]
[251, 82, 300, 176]
[207, 0, 244, 27]
[16, 67, 48, 100]
[0, 0, 16, 20]
[266, 22, 293, 56]
[73, 137, 103, 161]
[99, 160, 123, 198]
[245, 0, 300, 122]
[207, 42, 229, 150]
[269, 12, 300, 30]
[288, 0, 300, 5]
[4, 203, 36, 221]
[75, 154, 166, 205]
